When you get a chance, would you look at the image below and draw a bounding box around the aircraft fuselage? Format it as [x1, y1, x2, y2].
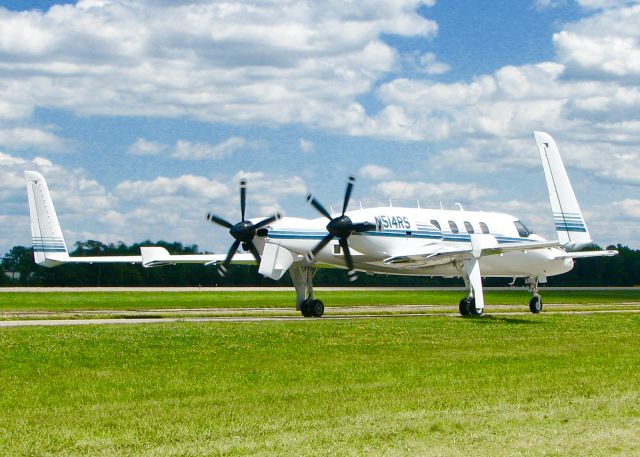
[259, 207, 574, 278]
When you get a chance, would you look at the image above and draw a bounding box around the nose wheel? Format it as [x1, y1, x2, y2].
[529, 295, 543, 313]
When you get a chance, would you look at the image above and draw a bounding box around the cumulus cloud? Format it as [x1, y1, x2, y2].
[0, 127, 66, 151]
[115, 175, 230, 201]
[0, 0, 437, 130]
[172, 137, 253, 160]
[375, 180, 493, 202]
[128, 136, 254, 159]
[366, 62, 571, 141]
[360, 164, 392, 180]
[403, 51, 450, 75]
[554, 4, 640, 79]
[128, 138, 167, 156]
[231, 170, 307, 215]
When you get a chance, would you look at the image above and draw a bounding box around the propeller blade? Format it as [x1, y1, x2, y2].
[254, 213, 282, 230]
[310, 232, 334, 258]
[207, 213, 233, 229]
[338, 237, 357, 282]
[219, 239, 241, 277]
[239, 179, 247, 221]
[342, 176, 355, 216]
[306, 194, 332, 220]
[246, 241, 261, 264]
[353, 221, 377, 232]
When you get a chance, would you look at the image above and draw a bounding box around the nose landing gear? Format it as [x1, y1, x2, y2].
[526, 276, 545, 313]
[529, 295, 543, 313]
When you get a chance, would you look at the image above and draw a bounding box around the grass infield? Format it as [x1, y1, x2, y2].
[0, 312, 639, 455]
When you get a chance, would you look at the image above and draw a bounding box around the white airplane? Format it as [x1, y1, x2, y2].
[24, 131, 617, 317]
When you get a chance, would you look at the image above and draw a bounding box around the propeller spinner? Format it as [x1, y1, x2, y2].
[305, 176, 376, 282]
[207, 179, 281, 277]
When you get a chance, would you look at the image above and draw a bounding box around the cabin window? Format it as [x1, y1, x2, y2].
[448, 221, 459, 234]
[514, 220, 530, 238]
[333, 244, 341, 255]
[464, 221, 474, 234]
[430, 219, 441, 230]
[479, 222, 490, 234]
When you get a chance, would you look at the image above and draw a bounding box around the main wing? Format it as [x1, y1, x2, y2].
[382, 235, 560, 268]
[31, 246, 255, 268]
[139, 247, 255, 268]
[552, 249, 618, 260]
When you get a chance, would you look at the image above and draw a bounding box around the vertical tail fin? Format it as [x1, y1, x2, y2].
[534, 131, 592, 251]
[24, 171, 69, 266]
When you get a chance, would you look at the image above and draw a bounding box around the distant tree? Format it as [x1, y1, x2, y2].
[2, 240, 639, 287]
[1, 246, 37, 283]
[0, 263, 9, 285]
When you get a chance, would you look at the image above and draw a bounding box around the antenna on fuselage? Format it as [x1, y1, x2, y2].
[455, 202, 464, 211]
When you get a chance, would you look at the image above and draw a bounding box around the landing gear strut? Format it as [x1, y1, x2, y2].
[526, 276, 544, 313]
[456, 258, 484, 317]
[290, 263, 324, 317]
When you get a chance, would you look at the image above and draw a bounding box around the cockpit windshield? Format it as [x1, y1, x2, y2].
[514, 220, 531, 238]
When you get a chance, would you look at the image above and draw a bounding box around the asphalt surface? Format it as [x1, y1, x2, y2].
[2, 287, 638, 327]
[1, 307, 639, 327]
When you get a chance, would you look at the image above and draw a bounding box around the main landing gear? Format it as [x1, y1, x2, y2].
[456, 258, 485, 317]
[526, 276, 544, 314]
[301, 299, 325, 317]
[459, 297, 483, 316]
[290, 263, 324, 318]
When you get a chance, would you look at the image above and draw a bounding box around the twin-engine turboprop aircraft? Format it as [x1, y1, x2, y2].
[24, 132, 617, 317]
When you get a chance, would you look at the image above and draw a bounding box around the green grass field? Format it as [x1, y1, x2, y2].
[1, 288, 640, 312]
[1, 311, 639, 456]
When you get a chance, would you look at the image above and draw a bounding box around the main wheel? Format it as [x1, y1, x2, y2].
[310, 299, 324, 317]
[459, 298, 471, 316]
[469, 302, 484, 316]
[529, 295, 543, 314]
[300, 299, 313, 317]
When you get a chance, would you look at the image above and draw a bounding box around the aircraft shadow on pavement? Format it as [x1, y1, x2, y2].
[462, 315, 544, 325]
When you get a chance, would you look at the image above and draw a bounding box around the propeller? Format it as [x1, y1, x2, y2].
[305, 176, 377, 282]
[207, 179, 281, 277]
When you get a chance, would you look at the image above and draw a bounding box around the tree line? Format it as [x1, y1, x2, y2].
[1, 240, 638, 287]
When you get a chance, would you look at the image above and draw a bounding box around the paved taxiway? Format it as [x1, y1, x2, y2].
[2, 287, 638, 327]
[2, 307, 639, 327]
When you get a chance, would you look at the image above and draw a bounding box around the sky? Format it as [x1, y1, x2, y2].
[1, 0, 639, 255]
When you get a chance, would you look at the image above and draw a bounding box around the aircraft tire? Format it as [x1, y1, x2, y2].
[300, 299, 313, 317]
[469, 302, 484, 317]
[529, 295, 543, 314]
[310, 299, 325, 317]
[459, 298, 471, 316]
